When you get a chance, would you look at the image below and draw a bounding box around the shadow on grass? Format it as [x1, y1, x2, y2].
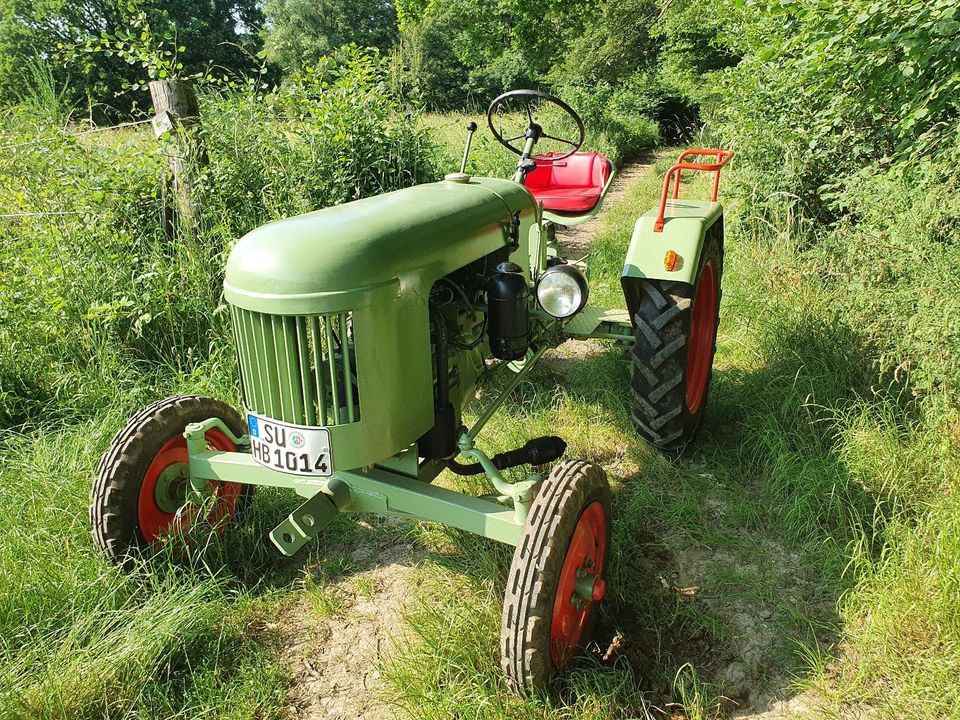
[531, 314, 885, 715]
[143, 311, 889, 718]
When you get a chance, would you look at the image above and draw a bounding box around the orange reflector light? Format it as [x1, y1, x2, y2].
[664, 250, 681, 271]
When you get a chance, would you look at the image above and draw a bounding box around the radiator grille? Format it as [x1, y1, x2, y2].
[231, 307, 360, 426]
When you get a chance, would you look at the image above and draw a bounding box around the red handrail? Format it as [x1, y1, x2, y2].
[653, 148, 735, 232]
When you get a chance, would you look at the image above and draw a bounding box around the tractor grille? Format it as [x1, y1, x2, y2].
[230, 307, 360, 426]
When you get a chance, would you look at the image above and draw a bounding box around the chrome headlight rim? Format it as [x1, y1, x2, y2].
[535, 263, 589, 319]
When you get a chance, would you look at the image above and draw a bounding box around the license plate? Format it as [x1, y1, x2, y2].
[247, 412, 333, 477]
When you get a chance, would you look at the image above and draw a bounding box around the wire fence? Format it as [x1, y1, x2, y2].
[0, 118, 154, 152]
[1, 118, 161, 221]
[0, 210, 88, 219]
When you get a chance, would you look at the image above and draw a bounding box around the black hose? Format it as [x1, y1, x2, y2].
[447, 458, 483, 476]
[446, 436, 567, 476]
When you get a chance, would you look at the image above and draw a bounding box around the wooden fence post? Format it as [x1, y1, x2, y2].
[149, 79, 206, 240]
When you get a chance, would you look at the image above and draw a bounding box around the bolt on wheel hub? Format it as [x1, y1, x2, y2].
[153, 462, 189, 514]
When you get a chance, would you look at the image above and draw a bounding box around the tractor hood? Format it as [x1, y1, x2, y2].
[224, 177, 538, 315]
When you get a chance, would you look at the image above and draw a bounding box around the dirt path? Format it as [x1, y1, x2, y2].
[278, 521, 424, 720]
[555, 160, 653, 259]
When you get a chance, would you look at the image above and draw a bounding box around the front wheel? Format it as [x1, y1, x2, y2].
[630, 233, 723, 450]
[501, 460, 612, 695]
[90, 395, 252, 565]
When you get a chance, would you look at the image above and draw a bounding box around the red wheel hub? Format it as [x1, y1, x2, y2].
[685, 259, 719, 415]
[550, 501, 608, 668]
[138, 429, 244, 544]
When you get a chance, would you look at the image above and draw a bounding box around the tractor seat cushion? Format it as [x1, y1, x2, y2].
[525, 152, 612, 212]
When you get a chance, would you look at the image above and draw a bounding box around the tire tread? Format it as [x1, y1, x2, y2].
[90, 395, 248, 565]
[630, 232, 723, 450]
[501, 460, 611, 694]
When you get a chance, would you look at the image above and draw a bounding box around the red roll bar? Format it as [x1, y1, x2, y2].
[653, 148, 735, 232]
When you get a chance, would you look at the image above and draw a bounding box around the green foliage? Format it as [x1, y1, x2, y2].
[548, 0, 659, 86]
[64, 6, 201, 89]
[203, 48, 439, 238]
[388, 12, 473, 110]
[262, 0, 397, 71]
[653, 0, 738, 81]
[0, 0, 692, 158]
[0, 48, 438, 428]
[806, 154, 960, 397]
[695, 0, 960, 203]
[551, 77, 661, 163]
[753, 0, 960, 161]
[388, 0, 692, 157]
[392, 0, 590, 107]
[0, 0, 264, 115]
[394, 0, 436, 32]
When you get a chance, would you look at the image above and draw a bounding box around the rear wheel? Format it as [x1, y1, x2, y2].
[90, 395, 251, 565]
[501, 460, 612, 695]
[630, 234, 722, 450]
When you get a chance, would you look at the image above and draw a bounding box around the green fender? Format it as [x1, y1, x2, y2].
[621, 199, 723, 285]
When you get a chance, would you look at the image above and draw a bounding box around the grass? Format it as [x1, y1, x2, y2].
[373, 153, 861, 716]
[1, 86, 959, 720]
[376, 150, 960, 718]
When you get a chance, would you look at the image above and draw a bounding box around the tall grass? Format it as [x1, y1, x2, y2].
[0, 51, 442, 717]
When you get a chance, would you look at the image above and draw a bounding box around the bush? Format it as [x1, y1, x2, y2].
[806, 151, 960, 397]
[201, 47, 440, 240]
[698, 0, 960, 208]
[0, 49, 441, 428]
[552, 77, 661, 164]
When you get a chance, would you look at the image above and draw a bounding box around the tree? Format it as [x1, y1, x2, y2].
[391, 0, 591, 108]
[262, 0, 397, 71]
[0, 0, 265, 115]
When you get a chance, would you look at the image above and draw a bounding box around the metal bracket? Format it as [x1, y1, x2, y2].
[184, 417, 249, 450]
[456, 435, 540, 523]
[187, 448, 526, 546]
[269, 491, 340, 556]
[184, 417, 250, 503]
[466, 345, 547, 441]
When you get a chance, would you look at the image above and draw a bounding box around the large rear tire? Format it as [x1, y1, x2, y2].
[630, 233, 722, 450]
[90, 395, 252, 565]
[501, 460, 612, 695]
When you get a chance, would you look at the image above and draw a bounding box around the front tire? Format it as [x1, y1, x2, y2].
[90, 395, 251, 565]
[501, 460, 612, 695]
[630, 233, 722, 450]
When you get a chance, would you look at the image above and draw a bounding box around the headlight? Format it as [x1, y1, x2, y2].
[535, 264, 588, 319]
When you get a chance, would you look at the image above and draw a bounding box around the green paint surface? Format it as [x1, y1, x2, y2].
[223, 177, 540, 471]
[622, 199, 722, 284]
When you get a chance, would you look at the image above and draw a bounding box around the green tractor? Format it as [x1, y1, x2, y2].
[91, 90, 733, 693]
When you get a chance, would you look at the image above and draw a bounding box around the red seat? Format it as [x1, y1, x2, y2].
[525, 152, 612, 212]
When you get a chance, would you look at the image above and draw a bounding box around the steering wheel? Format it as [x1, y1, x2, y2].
[486, 89, 585, 162]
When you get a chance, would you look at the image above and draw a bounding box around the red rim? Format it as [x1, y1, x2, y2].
[137, 429, 244, 544]
[550, 501, 608, 668]
[685, 259, 719, 415]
